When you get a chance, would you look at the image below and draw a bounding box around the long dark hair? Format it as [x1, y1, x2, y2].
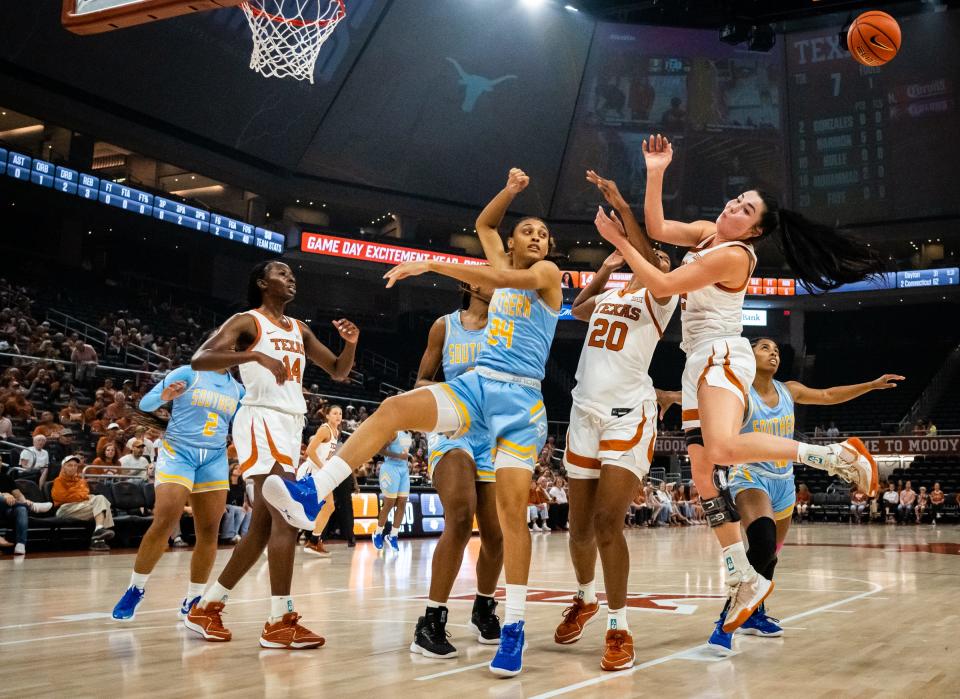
[754, 191, 886, 292]
[247, 260, 274, 309]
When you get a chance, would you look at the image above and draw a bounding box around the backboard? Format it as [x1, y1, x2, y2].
[61, 0, 243, 35]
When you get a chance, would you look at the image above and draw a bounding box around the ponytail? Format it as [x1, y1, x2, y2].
[754, 192, 886, 293]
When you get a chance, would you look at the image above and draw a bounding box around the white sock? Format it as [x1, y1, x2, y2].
[270, 595, 294, 622]
[476, 590, 495, 599]
[426, 599, 442, 609]
[375, 525, 384, 536]
[94, 524, 103, 532]
[129, 572, 149, 590]
[504, 584, 527, 624]
[721, 542, 755, 584]
[201, 581, 231, 606]
[607, 607, 628, 631]
[797, 442, 832, 470]
[577, 579, 597, 604]
[311, 456, 353, 503]
[186, 581, 205, 599]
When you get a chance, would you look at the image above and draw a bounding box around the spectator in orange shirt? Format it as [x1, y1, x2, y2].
[90, 443, 121, 476]
[32, 411, 64, 440]
[96, 423, 125, 459]
[59, 398, 86, 427]
[795, 483, 812, 522]
[104, 392, 131, 426]
[51, 454, 115, 549]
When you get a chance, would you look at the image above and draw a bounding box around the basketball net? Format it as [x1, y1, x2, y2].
[241, 0, 345, 83]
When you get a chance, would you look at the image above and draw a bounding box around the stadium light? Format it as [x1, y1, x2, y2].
[564, 4, 579, 11]
[521, 0, 547, 7]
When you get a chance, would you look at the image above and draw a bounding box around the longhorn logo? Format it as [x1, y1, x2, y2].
[446, 58, 517, 113]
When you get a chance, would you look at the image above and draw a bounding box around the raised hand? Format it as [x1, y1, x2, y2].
[594, 206, 626, 246]
[601, 250, 625, 271]
[586, 169, 628, 211]
[506, 168, 530, 194]
[333, 319, 359, 345]
[384, 261, 431, 288]
[641, 134, 673, 172]
[160, 380, 188, 402]
[872, 374, 905, 390]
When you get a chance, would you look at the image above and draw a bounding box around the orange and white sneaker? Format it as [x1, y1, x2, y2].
[184, 601, 232, 642]
[829, 438, 879, 498]
[601, 629, 635, 671]
[304, 540, 331, 557]
[722, 574, 773, 633]
[554, 596, 600, 644]
[260, 612, 325, 649]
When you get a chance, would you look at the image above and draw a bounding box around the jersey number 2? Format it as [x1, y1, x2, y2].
[587, 318, 627, 352]
[282, 356, 303, 383]
[202, 412, 219, 437]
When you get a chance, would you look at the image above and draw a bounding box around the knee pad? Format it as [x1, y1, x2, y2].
[685, 428, 704, 448]
[745, 517, 777, 572]
[701, 488, 740, 528]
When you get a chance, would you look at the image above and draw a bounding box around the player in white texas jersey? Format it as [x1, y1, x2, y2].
[557, 170, 677, 672]
[299, 403, 343, 557]
[184, 260, 359, 650]
[593, 133, 888, 635]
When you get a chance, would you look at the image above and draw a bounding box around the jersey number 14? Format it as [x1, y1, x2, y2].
[282, 356, 303, 383]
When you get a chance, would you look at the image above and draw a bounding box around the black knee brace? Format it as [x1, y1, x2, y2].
[685, 428, 704, 448]
[745, 517, 777, 574]
[701, 487, 740, 527]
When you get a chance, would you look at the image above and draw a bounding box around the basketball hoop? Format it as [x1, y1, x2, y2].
[241, 0, 346, 83]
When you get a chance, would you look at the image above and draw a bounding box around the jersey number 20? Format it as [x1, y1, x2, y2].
[587, 318, 627, 352]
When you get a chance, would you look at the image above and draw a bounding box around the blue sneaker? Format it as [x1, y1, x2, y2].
[262, 475, 322, 530]
[178, 595, 201, 620]
[738, 603, 783, 637]
[388, 534, 399, 552]
[112, 586, 145, 621]
[489, 620, 525, 677]
[707, 610, 734, 656]
[373, 531, 385, 550]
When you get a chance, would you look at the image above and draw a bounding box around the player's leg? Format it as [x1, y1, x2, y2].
[472, 480, 503, 641]
[375, 489, 397, 550]
[413, 449, 477, 658]
[556, 477, 600, 644]
[112, 481, 190, 620]
[187, 488, 229, 609]
[388, 494, 408, 550]
[305, 499, 335, 556]
[264, 381, 474, 528]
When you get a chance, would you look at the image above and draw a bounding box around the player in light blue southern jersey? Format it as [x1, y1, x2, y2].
[373, 429, 413, 552]
[112, 366, 244, 622]
[410, 284, 504, 659]
[263, 168, 560, 676]
[707, 337, 903, 653]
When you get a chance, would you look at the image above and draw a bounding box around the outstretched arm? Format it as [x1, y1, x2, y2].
[300, 319, 359, 381]
[139, 366, 194, 412]
[385, 258, 560, 299]
[474, 169, 530, 270]
[414, 317, 446, 388]
[786, 374, 904, 406]
[571, 252, 622, 321]
[586, 170, 658, 266]
[191, 313, 287, 385]
[594, 207, 749, 297]
[641, 134, 714, 247]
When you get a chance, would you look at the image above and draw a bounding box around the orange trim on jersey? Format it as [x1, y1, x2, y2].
[721, 342, 748, 404]
[599, 410, 648, 452]
[643, 290, 664, 338]
[262, 419, 293, 467]
[247, 313, 262, 348]
[692, 234, 716, 252]
[296, 319, 308, 340]
[647, 428, 657, 464]
[238, 422, 260, 474]
[696, 348, 717, 389]
[682, 409, 700, 422]
[565, 449, 601, 470]
[713, 243, 757, 293]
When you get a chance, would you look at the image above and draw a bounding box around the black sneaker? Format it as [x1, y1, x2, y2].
[409, 606, 458, 659]
[470, 595, 501, 645]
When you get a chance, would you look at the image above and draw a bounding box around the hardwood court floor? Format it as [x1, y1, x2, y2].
[2, 523, 958, 698]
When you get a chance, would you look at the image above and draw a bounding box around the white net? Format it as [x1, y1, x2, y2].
[241, 0, 346, 83]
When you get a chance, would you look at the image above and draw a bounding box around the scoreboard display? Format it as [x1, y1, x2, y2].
[786, 11, 960, 223]
[1, 148, 285, 254]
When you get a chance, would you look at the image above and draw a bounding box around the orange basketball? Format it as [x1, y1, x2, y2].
[847, 10, 901, 66]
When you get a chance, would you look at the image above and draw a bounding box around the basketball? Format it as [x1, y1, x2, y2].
[847, 10, 901, 66]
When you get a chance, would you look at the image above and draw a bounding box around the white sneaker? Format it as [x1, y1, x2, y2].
[826, 438, 879, 497]
[13, 543, 25, 555]
[722, 574, 774, 633]
[30, 502, 53, 514]
[171, 536, 188, 548]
